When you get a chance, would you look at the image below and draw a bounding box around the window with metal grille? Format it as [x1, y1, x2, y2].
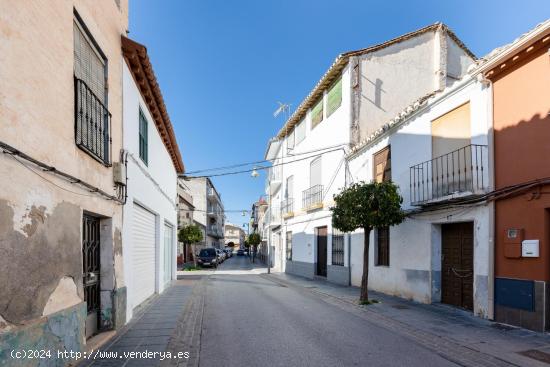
[139, 108, 148, 165]
[373, 146, 391, 183]
[286, 231, 292, 261]
[73, 15, 111, 165]
[332, 229, 344, 266]
[376, 227, 390, 266]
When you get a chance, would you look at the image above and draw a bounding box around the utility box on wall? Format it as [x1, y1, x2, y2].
[522, 240, 539, 258]
[504, 228, 524, 258]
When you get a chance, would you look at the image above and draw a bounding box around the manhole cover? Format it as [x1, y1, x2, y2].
[391, 304, 409, 309]
[518, 350, 550, 364]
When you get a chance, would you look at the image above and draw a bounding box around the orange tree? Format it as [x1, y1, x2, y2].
[331, 181, 405, 303]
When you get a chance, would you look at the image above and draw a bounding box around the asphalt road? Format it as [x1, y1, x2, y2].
[198, 255, 459, 367]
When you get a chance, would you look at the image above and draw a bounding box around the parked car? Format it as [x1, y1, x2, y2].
[216, 249, 226, 263]
[237, 249, 245, 256]
[196, 248, 218, 268]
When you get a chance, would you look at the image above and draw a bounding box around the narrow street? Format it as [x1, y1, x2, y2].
[198, 256, 458, 367]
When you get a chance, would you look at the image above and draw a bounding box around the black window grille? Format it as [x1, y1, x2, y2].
[376, 227, 390, 266]
[302, 185, 323, 209]
[74, 78, 111, 165]
[332, 230, 344, 266]
[139, 108, 148, 165]
[286, 231, 292, 261]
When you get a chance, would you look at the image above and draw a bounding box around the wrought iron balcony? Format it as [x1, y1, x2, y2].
[302, 185, 324, 210]
[74, 77, 111, 165]
[282, 198, 294, 218]
[410, 144, 488, 205]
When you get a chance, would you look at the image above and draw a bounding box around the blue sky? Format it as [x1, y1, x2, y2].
[129, 0, 548, 227]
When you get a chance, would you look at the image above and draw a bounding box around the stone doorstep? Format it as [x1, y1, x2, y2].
[85, 331, 116, 353]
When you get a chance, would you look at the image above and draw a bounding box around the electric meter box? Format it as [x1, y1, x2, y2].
[521, 240, 539, 258]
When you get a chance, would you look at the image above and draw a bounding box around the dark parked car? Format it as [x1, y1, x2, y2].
[196, 248, 218, 268]
[237, 249, 245, 256]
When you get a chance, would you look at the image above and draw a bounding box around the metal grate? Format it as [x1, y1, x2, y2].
[282, 198, 294, 214]
[332, 230, 344, 266]
[82, 215, 101, 314]
[410, 144, 487, 205]
[302, 185, 323, 209]
[75, 77, 112, 165]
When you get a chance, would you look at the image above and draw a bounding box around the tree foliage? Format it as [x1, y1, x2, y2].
[332, 181, 405, 233]
[331, 181, 405, 302]
[247, 233, 261, 247]
[178, 224, 203, 245]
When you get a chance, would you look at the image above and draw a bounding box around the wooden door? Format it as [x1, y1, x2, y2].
[316, 226, 327, 277]
[441, 222, 474, 311]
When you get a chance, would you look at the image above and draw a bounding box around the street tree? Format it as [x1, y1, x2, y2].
[178, 224, 204, 267]
[247, 233, 261, 262]
[331, 181, 405, 303]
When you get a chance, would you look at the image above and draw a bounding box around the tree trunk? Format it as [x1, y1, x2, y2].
[360, 227, 372, 303]
[191, 243, 197, 267]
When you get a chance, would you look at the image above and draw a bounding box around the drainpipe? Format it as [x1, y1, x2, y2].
[481, 74, 496, 320]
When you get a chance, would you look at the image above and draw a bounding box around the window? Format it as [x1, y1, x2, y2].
[286, 231, 292, 260]
[287, 129, 295, 150]
[310, 157, 322, 187]
[326, 77, 342, 117]
[373, 146, 391, 183]
[295, 118, 306, 145]
[311, 98, 324, 129]
[74, 14, 111, 165]
[332, 229, 344, 266]
[376, 227, 390, 266]
[139, 108, 148, 165]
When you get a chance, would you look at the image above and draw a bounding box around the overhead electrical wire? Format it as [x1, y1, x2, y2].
[182, 145, 346, 179]
[183, 143, 348, 175]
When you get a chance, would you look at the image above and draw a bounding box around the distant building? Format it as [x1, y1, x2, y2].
[225, 223, 246, 248]
[185, 177, 225, 248]
[177, 179, 195, 263]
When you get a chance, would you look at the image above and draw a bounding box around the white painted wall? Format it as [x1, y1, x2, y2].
[122, 62, 178, 321]
[270, 64, 352, 271]
[347, 77, 492, 317]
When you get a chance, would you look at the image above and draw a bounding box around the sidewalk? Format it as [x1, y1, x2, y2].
[78, 278, 197, 367]
[265, 273, 550, 367]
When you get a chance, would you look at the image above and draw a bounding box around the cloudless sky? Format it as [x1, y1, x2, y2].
[129, 0, 548, 227]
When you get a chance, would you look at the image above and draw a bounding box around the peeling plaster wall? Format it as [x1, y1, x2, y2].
[0, 0, 128, 359]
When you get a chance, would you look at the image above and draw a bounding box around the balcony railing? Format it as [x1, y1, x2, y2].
[267, 206, 281, 227]
[74, 77, 111, 166]
[410, 144, 488, 205]
[302, 185, 324, 210]
[282, 198, 294, 217]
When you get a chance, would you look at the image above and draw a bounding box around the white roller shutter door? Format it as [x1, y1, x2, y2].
[132, 203, 156, 307]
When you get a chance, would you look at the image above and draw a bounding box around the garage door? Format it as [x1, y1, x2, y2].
[132, 203, 156, 307]
[163, 223, 174, 286]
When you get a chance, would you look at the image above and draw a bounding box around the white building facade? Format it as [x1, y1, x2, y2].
[264, 23, 495, 319]
[347, 75, 493, 318]
[121, 37, 184, 321]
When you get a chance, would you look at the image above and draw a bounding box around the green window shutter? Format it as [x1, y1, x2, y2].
[326, 78, 342, 117]
[139, 109, 148, 165]
[311, 98, 323, 129]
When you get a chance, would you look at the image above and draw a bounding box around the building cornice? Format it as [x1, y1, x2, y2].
[121, 36, 185, 174]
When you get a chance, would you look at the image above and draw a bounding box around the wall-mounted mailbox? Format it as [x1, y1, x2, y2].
[522, 240, 539, 258]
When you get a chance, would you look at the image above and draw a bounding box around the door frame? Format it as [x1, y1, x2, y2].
[82, 213, 101, 338]
[440, 221, 474, 311]
[316, 226, 328, 277]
